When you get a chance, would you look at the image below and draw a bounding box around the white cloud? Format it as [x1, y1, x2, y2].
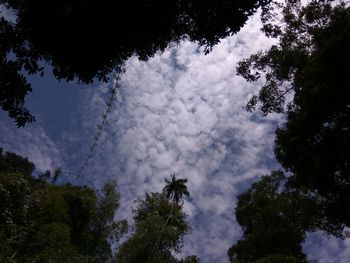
[74, 11, 282, 262]
[1, 5, 348, 263]
[0, 120, 64, 173]
[305, 232, 350, 263]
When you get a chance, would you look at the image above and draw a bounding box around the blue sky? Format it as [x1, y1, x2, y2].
[1, 7, 350, 263]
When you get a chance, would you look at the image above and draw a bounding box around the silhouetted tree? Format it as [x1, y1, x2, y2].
[228, 171, 337, 263]
[163, 173, 189, 204]
[237, 0, 350, 227]
[0, 0, 270, 126]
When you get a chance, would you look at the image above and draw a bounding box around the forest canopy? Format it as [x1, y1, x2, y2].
[230, 0, 350, 261]
[0, 147, 127, 262]
[2, 0, 350, 262]
[237, 0, 350, 227]
[0, 0, 269, 126]
[0, 148, 197, 262]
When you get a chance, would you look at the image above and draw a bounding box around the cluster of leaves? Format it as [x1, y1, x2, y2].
[239, 0, 350, 228]
[0, 147, 127, 262]
[116, 174, 197, 263]
[228, 171, 343, 263]
[274, 4, 350, 227]
[238, 0, 339, 114]
[0, 0, 270, 126]
[230, 1, 350, 261]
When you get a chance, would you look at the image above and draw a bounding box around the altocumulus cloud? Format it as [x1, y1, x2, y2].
[76, 13, 281, 262]
[76, 12, 350, 261]
[1, 9, 350, 263]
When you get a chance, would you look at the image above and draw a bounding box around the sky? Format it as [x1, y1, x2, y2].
[1, 6, 350, 263]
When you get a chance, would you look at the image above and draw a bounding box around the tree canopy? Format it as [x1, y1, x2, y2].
[229, 1, 350, 261]
[237, 0, 350, 227]
[0, 0, 270, 126]
[228, 172, 316, 263]
[228, 170, 346, 263]
[0, 149, 197, 262]
[0, 147, 126, 262]
[116, 192, 198, 263]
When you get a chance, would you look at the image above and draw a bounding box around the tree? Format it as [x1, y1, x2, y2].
[228, 171, 335, 263]
[237, 0, 350, 227]
[163, 173, 189, 204]
[0, 147, 127, 262]
[0, 0, 270, 127]
[116, 192, 198, 263]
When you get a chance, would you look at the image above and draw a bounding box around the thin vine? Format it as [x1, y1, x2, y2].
[76, 71, 121, 180]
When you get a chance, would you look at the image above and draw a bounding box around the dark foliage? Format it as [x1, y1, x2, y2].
[236, 0, 350, 227]
[0, 147, 34, 175]
[163, 173, 189, 204]
[0, 0, 269, 126]
[0, 147, 126, 262]
[228, 171, 336, 263]
[275, 4, 350, 227]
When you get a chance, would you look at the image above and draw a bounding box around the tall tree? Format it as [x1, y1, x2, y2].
[237, 0, 350, 227]
[163, 173, 189, 204]
[0, 147, 127, 262]
[228, 171, 338, 263]
[0, 0, 270, 126]
[115, 192, 198, 263]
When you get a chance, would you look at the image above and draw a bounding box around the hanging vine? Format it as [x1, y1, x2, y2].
[76, 71, 122, 179]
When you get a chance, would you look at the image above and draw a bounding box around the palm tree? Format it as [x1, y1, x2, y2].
[150, 173, 189, 256]
[162, 173, 189, 204]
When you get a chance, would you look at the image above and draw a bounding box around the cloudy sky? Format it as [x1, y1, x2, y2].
[1, 7, 350, 263]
